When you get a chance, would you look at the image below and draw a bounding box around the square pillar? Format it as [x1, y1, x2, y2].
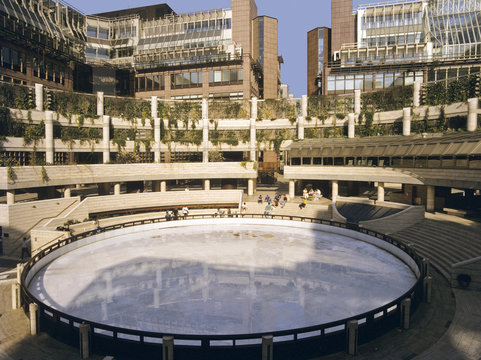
[103, 116, 111, 164]
[248, 178, 255, 196]
[204, 179, 210, 191]
[289, 180, 296, 199]
[332, 180, 339, 202]
[7, 190, 15, 205]
[426, 185, 435, 212]
[377, 182, 385, 202]
[97, 92, 104, 116]
[45, 111, 54, 164]
[161, 181, 167, 192]
[114, 183, 121, 195]
[64, 187, 71, 198]
[35, 83, 43, 111]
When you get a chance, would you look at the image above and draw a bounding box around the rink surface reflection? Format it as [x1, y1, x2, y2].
[28, 222, 417, 335]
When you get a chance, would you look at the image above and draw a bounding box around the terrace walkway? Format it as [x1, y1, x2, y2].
[0, 201, 479, 359]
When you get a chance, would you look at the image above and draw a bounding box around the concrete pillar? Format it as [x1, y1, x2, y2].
[400, 298, 411, 330]
[151, 96, 158, 119]
[250, 118, 257, 161]
[262, 335, 273, 360]
[103, 115, 110, 164]
[11, 283, 20, 309]
[203, 99, 209, 164]
[16, 263, 24, 283]
[96, 91, 104, 116]
[64, 187, 71, 198]
[298, 95, 307, 140]
[426, 185, 435, 212]
[348, 113, 355, 139]
[332, 180, 339, 202]
[467, 98, 478, 132]
[203, 179, 210, 191]
[35, 83, 43, 111]
[248, 178, 255, 196]
[45, 110, 54, 164]
[250, 98, 257, 161]
[354, 89, 361, 115]
[289, 180, 296, 199]
[160, 181, 167, 192]
[301, 95, 308, 118]
[79, 323, 91, 359]
[346, 320, 358, 355]
[162, 335, 174, 360]
[114, 183, 121, 195]
[154, 117, 161, 163]
[413, 81, 421, 107]
[152, 180, 161, 192]
[403, 107, 411, 136]
[29, 303, 39, 335]
[7, 190, 15, 205]
[377, 182, 385, 202]
[423, 276, 432, 304]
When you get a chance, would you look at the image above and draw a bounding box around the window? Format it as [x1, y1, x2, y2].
[1, 46, 11, 68]
[87, 26, 97, 38]
[345, 75, 354, 90]
[99, 27, 109, 40]
[146, 76, 153, 91]
[365, 74, 373, 89]
[375, 73, 384, 89]
[224, 18, 231, 29]
[138, 77, 145, 92]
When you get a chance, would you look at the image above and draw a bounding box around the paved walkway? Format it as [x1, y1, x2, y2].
[0, 199, 480, 360]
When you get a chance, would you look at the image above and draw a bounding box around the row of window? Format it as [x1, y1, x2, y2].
[209, 69, 243, 86]
[87, 25, 137, 40]
[137, 75, 166, 92]
[1, 46, 26, 73]
[361, 12, 423, 29]
[362, 33, 425, 47]
[327, 71, 424, 92]
[32, 58, 66, 84]
[171, 71, 203, 89]
[86, 46, 109, 59]
[183, 19, 231, 33]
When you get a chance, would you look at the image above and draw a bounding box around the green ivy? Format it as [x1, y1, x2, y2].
[361, 85, 413, 113]
[424, 75, 478, 106]
[49, 91, 97, 123]
[0, 82, 34, 110]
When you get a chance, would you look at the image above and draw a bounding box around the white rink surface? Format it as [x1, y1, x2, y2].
[28, 223, 417, 335]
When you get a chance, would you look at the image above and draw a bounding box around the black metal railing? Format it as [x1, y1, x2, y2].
[20, 214, 425, 359]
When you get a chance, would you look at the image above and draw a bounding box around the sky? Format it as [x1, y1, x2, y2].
[67, 0, 364, 98]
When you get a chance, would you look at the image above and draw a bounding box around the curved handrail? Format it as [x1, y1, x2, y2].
[20, 214, 425, 351]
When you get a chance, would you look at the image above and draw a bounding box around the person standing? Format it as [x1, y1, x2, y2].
[264, 203, 272, 218]
[21, 237, 31, 260]
[182, 206, 189, 219]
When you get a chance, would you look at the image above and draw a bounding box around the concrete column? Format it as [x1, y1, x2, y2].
[162, 335, 174, 360]
[250, 118, 257, 161]
[6, 190, 15, 205]
[413, 81, 421, 107]
[332, 180, 339, 202]
[250, 98, 257, 161]
[248, 178, 255, 196]
[289, 180, 296, 199]
[154, 117, 161, 163]
[96, 91, 104, 116]
[35, 83, 43, 111]
[11, 283, 20, 309]
[203, 179, 210, 191]
[160, 181, 167, 192]
[29, 303, 39, 335]
[16, 263, 24, 284]
[467, 98, 478, 132]
[426, 185, 435, 212]
[151, 96, 158, 119]
[403, 107, 411, 136]
[348, 113, 355, 139]
[377, 182, 385, 202]
[354, 89, 361, 115]
[103, 115, 110, 164]
[114, 183, 121, 195]
[79, 323, 91, 359]
[152, 180, 161, 192]
[298, 95, 307, 140]
[423, 276, 432, 304]
[45, 110, 54, 164]
[400, 298, 411, 330]
[301, 95, 308, 118]
[262, 335, 273, 360]
[346, 320, 358, 355]
[64, 187, 71, 198]
[203, 107, 209, 163]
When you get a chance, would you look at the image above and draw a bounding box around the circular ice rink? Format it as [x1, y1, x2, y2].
[28, 219, 417, 335]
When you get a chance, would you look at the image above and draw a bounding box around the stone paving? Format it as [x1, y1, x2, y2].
[0, 192, 479, 360]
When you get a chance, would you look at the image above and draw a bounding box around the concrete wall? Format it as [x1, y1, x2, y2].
[451, 257, 481, 291]
[359, 205, 425, 235]
[0, 197, 80, 256]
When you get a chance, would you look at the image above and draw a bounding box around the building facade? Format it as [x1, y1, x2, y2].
[0, 0, 281, 99]
[308, 0, 481, 95]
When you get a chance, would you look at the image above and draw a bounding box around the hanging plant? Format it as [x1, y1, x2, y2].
[41, 166, 49, 183]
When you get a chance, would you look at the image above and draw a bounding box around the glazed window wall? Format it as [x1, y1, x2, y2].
[328, 71, 423, 92]
[170, 71, 203, 89]
[32, 57, 65, 85]
[137, 74, 165, 92]
[1, 46, 26, 74]
[209, 68, 243, 86]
